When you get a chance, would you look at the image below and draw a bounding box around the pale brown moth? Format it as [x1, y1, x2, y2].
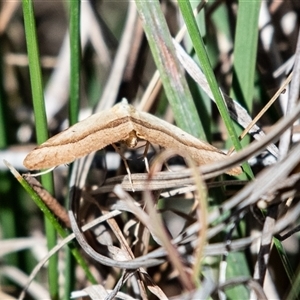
[23, 100, 242, 176]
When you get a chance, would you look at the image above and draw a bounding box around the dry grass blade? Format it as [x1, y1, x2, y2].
[1, 266, 50, 300]
[68, 198, 164, 268]
[18, 210, 122, 300]
[0, 238, 45, 258]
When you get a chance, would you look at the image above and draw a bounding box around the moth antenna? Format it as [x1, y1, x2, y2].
[26, 166, 56, 177]
[142, 141, 150, 173]
[111, 143, 135, 192]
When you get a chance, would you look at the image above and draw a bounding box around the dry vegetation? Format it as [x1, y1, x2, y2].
[1, 1, 300, 299]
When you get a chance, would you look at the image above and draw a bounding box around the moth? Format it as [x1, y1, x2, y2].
[23, 100, 242, 176]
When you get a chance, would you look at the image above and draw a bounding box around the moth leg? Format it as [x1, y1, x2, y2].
[111, 143, 135, 192]
[26, 166, 56, 177]
[142, 141, 150, 173]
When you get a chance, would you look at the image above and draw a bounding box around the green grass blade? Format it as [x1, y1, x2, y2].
[135, 0, 205, 139]
[225, 252, 251, 298]
[230, 1, 261, 154]
[22, 0, 58, 297]
[69, 0, 81, 126]
[65, 1, 81, 297]
[230, 1, 261, 112]
[22, 0, 48, 145]
[177, 1, 238, 144]
[273, 237, 294, 295]
[177, 0, 253, 178]
[286, 263, 300, 300]
[0, 54, 7, 148]
[0, 52, 20, 268]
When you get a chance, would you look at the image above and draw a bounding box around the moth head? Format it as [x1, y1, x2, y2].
[124, 130, 138, 148]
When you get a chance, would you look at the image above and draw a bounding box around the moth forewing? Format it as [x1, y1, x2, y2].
[133, 109, 242, 175]
[23, 103, 135, 170]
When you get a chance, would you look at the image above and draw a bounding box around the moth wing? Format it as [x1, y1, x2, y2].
[23, 103, 134, 170]
[133, 111, 242, 176]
